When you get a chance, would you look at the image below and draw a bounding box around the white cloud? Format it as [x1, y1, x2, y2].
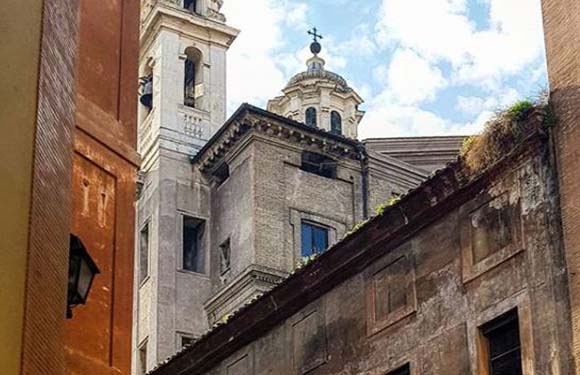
[376, 0, 473, 66]
[358, 0, 545, 138]
[455, 87, 520, 115]
[359, 103, 482, 139]
[376, 0, 545, 86]
[384, 49, 448, 105]
[222, 0, 309, 113]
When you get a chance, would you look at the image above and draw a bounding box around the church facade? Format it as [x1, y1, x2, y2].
[133, 1, 465, 374]
[139, 0, 580, 370]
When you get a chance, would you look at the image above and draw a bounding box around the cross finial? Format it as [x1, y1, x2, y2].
[308, 27, 323, 43]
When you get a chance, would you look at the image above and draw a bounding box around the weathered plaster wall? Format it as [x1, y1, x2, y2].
[65, 0, 140, 373]
[189, 142, 574, 375]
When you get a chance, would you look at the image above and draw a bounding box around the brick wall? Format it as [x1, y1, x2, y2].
[19, 0, 79, 374]
[541, 0, 580, 369]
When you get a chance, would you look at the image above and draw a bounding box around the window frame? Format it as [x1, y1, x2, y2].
[183, 0, 197, 13]
[479, 309, 523, 375]
[330, 110, 342, 135]
[181, 215, 206, 274]
[305, 107, 317, 127]
[139, 220, 151, 285]
[300, 151, 337, 179]
[469, 296, 535, 375]
[177, 332, 196, 349]
[184, 57, 196, 108]
[219, 238, 232, 276]
[138, 339, 148, 375]
[300, 220, 330, 258]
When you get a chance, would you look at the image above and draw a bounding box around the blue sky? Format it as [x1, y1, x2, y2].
[222, 0, 547, 139]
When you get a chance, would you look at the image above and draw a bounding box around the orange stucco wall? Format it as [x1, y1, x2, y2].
[64, 0, 140, 374]
[0, 0, 43, 373]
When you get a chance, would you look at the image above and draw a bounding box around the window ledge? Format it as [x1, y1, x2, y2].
[177, 269, 209, 279]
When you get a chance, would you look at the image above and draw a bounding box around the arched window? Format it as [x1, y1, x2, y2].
[184, 0, 197, 13]
[305, 107, 317, 127]
[184, 47, 201, 108]
[331, 111, 342, 135]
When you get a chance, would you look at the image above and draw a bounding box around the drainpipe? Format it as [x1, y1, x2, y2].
[356, 144, 370, 219]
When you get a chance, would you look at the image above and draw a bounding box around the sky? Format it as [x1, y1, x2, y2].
[222, 0, 548, 139]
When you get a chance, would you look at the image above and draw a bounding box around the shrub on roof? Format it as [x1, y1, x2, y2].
[460, 97, 549, 173]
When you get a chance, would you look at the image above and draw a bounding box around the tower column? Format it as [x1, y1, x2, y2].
[541, 0, 580, 368]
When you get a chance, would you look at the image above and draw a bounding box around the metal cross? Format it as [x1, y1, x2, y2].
[308, 27, 323, 43]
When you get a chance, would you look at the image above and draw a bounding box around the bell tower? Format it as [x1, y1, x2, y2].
[134, 1, 238, 373]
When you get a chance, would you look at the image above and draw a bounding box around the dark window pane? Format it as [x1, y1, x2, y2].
[301, 224, 313, 257]
[184, 0, 197, 13]
[184, 58, 196, 107]
[313, 226, 328, 253]
[481, 310, 522, 375]
[183, 217, 204, 273]
[301, 151, 337, 179]
[305, 107, 317, 127]
[331, 111, 342, 135]
[181, 335, 195, 347]
[139, 223, 149, 283]
[301, 222, 328, 257]
[219, 239, 231, 275]
[388, 364, 410, 375]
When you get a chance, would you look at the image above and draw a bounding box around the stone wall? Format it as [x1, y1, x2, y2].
[151, 130, 575, 375]
[542, 0, 580, 368]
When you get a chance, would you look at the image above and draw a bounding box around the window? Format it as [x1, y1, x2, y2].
[184, 57, 196, 108]
[181, 335, 195, 348]
[305, 107, 317, 127]
[388, 363, 411, 375]
[480, 310, 522, 375]
[139, 74, 153, 111]
[301, 221, 329, 257]
[212, 163, 230, 186]
[219, 238, 231, 275]
[139, 223, 150, 283]
[138, 341, 148, 375]
[331, 111, 342, 135]
[470, 196, 515, 263]
[184, 0, 197, 13]
[301, 151, 337, 179]
[183, 216, 205, 273]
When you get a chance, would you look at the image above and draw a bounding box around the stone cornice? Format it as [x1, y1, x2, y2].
[193, 104, 363, 174]
[204, 265, 289, 325]
[140, 2, 239, 49]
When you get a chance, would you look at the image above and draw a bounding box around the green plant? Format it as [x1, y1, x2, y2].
[375, 195, 402, 216]
[346, 219, 369, 237]
[506, 100, 534, 120]
[296, 254, 319, 269]
[461, 98, 545, 173]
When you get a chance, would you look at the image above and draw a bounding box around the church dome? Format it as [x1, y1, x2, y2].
[286, 68, 352, 93]
[267, 28, 365, 139]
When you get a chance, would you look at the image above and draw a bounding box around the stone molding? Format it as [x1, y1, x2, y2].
[204, 265, 289, 325]
[194, 104, 362, 174]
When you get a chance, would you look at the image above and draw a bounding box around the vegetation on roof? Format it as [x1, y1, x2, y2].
[459, 95, 553, 173]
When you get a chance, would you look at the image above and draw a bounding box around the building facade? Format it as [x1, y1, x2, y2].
[134, 0, 239, 372]
[133, 5, 438, 372]
[0, 0, 140, 374]
[146, 0, 580, 373]
[151, 112, 575, 375]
